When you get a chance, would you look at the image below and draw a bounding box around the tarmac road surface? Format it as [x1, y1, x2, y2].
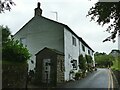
[58, 68, 113, 89]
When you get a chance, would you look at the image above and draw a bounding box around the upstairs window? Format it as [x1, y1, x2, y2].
[82, 45, 85, 52]
[20, 37, 27, 47]
[72, 36, 76, 46]
[88, 50, 90, 55]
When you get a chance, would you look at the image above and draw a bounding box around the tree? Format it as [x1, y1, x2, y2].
[0, 0, 15, 13]
[94, 52, 115, 68]
[87, 2, 120, 42]
[1, 25, 31, 62]
[1, 25, 31, 88]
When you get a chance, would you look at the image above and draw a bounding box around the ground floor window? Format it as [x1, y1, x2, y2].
[72, 60, 77, 70]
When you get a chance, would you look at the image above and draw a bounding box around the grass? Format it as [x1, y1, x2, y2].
[111, 57, 120, 70]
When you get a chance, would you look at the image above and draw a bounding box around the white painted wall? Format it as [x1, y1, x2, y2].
[14, 16, 64, 70]
[14, 15, 95, 82]
[64, 28, 80, 81]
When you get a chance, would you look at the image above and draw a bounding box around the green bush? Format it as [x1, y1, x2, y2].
[2, 60, 28, 88]
[1, 25, 31, 88]
[78, 54, 86, 70]
[85, 55, 93, 64]
[1, 25, 31, 62]
[2, 39, 31, 62]
[75, 72, 81, 80]
[85, 55, 94, 72]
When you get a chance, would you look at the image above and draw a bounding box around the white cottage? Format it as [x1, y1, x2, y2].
[14, 2, 95, 81]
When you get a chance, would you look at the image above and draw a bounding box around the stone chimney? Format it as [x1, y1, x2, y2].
[34, 2, 42, 16]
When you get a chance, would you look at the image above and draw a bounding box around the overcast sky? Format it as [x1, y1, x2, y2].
[0, 0, 118, 54]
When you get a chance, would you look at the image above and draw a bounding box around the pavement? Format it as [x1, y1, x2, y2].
[57, 68, 114, 89]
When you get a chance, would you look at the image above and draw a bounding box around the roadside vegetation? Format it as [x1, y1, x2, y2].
[1, 25, 31, 88]
[112, 56, 120, 70]
[95, 52, 115, 68]
[111, 52, 120, 87]
[94, 51, 120, 87]
[74, 54, 94, 80]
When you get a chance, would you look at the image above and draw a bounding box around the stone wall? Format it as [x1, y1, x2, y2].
[56, 55, 64, 83]
[113, 70, 120, 86]
[2, 61, 28, 88]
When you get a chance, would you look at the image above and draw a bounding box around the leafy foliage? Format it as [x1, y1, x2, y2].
[1, 25, 31, 62]
[87, 2, 120, 42]
[85, 54, 93, 64]
[1, 25, 30, 88]
[94, 52, 115, 68]
[2, 26, 11, 43]
[0, 0, 15, 13]
[111, 50, 120, 70]
[3, 40, 31, 62]
[78, 54, 86, 70]
[112, 56, 120, 70]
[74, 72, 81, 80]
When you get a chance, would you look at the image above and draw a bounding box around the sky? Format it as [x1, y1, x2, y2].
[0, 0, 118, 54]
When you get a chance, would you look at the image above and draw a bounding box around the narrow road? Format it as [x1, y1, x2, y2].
[58, 68, 113, 89]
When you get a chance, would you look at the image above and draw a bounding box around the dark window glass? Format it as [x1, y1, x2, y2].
[82, 45, 85, 52]
[72, 60, 77, 70]
[72, 36, 76, 46]
[88, 50, 90, 54]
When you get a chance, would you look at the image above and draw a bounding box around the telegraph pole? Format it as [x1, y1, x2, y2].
[118, 31, 120, 50]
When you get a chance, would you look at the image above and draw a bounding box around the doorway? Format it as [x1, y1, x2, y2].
[42, 59, 51, 83]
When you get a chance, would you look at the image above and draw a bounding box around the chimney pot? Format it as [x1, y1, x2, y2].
[34, 2, 42, 16]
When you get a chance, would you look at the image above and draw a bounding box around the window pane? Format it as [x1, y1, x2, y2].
[20, 38, 26, 47]
[82, 45, 85, 52]
[72, 60, 77, 70]
[72, 36, 76, 46]
[88, 50, 90, 54]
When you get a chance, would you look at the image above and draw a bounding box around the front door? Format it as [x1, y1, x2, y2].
[42, 59, 51, 83]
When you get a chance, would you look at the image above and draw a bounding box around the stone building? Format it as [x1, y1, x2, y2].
[35, 47, 64, 86]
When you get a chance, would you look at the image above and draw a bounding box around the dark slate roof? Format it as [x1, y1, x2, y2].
[35, 47, 64, 56]
[14, 15, 94, 52]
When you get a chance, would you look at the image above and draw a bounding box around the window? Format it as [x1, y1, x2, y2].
[72, 36, 76, 46]
[82, 45, 85, 52]
[88, 50, 90, 55]
[71, 60, 77, 70]
[20, 37, 27, 47]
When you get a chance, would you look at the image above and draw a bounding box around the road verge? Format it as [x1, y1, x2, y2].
[110, 69, 120, 90]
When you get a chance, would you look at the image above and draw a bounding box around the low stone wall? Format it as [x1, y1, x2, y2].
[112, 70, 120, 90]
[113, 70, 120, 88]
[2, 61, 28, 88]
